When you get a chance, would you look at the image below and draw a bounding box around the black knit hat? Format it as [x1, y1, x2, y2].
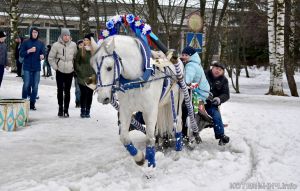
[84, 33, 94, 41]
[212, 61, 225, 70]
[0, 31, 7, 38]
[182, 46, 196, 56]
[77, 39, 83, 45]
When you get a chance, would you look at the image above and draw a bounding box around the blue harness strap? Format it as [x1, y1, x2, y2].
[118, 36, 154, 91]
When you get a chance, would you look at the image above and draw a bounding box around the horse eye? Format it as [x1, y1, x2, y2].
[107, 67, 112, 72]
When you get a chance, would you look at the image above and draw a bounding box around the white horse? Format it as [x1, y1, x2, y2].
[90, 35, 184, 167]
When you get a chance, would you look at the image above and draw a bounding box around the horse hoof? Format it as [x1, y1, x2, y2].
[135, 158, 145, 166]
[134, 150, 145, 166]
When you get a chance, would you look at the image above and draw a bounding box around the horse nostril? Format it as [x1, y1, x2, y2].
[104, 97, 110, 103]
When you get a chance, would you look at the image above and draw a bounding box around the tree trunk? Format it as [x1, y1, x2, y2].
[284, 0, 299, 96]
[175, 0, 189, 48]
[272, 0, 285, 95]
[59, 0, 68, 27]
[80, 0, 90, 37]
[267, 0, 277, 94]
[203, 0, 219, 69]
[147, 0, 159, 34]
[94, 0, 101, 36]
[200, 0, 206, 29]
[102, 0, 108, 23]
[9, 0, 20, 72]
[208, 0, 229, 67]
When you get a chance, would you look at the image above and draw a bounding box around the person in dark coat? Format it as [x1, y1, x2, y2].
[43, 45, 52, 77]
[74, 33, 96, 118]
[74, 40, 83, 108]
[15, 36, 23, 77]
[20, 27, 45, 110]
[0, 31, 9, 87]
[205, 62, 230, 145]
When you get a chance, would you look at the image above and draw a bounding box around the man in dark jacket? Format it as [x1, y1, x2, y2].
[205, 62, 230, 145]
[0, 31, 9, 87]
[15, 36, 23, 77]
[20, 27, 45, 110]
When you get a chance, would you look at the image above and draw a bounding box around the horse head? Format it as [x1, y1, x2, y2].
[90, 35, 144, 105]
[90, 36, 119, 104]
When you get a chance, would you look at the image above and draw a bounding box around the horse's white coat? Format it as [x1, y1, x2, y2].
[91, 35, 184, 164]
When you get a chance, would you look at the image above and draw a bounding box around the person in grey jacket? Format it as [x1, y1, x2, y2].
[0, 31, 9, 87]
[48, 28, 77, 117]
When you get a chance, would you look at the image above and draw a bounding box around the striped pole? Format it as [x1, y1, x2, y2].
[173, 61, 199, 133]
[111, 94, 146, 134]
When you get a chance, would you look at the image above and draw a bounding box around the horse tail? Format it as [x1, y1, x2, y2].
[157, 103, 174, 139]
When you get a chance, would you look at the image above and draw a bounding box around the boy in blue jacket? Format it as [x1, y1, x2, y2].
[181, 46, 210, 139]
[20, 27, 45, 110]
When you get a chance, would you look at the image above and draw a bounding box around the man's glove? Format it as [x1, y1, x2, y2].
[212, 97, 221, 106]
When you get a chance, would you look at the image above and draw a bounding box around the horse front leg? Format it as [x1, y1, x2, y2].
[143, 108, 159, 168]
[119, 107, 145, 166]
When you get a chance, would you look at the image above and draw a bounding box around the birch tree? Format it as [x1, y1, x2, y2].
[267, 0, 285, 95]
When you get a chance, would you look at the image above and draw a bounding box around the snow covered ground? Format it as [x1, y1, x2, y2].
[0, 68, 300, 191]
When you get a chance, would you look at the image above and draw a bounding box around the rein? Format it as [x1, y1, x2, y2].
[95, 51, 178, 93]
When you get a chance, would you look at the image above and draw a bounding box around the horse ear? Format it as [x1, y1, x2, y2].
[90, 37, 99, 54]
[104, 36, 115, 54]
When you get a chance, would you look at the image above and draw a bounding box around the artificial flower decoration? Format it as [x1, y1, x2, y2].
[142, 24, 151, 35]
[135, 20, 142, 27]
[126, 14, 135, 24]
[106, 20, 114, 30]
[112, 15, 122, 24]
[102, 29, 110, 38]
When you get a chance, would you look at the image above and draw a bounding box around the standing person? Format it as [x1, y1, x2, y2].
[43, 45, 52, 77]
[75, 34, 96, 118]
[20, 27, 45, 110]
[180, 46, 210, 140]
[48, 28, 77, 117]
[74, 40, 84, 108]
[15, 36, 23, 77]
[205, 62, 230, 145]
[0, 31, 9, 87]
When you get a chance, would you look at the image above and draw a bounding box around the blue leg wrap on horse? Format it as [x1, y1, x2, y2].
[124, 143, 138, 156]
[145, 146, 156, 168]
[175, 132, 183, 151]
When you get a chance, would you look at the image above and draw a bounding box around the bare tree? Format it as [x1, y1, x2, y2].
[145, 0, 159, 34]
[93, 0, 101, 36]
[70, 0, 90, 37]
[2, 0, 33, 71]
[203, 0, 229, 69]
[284, 0, 298, 96]
[157, 0, 189, 49]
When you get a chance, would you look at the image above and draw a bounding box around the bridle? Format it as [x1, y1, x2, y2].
[95, 50, 122, 93]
